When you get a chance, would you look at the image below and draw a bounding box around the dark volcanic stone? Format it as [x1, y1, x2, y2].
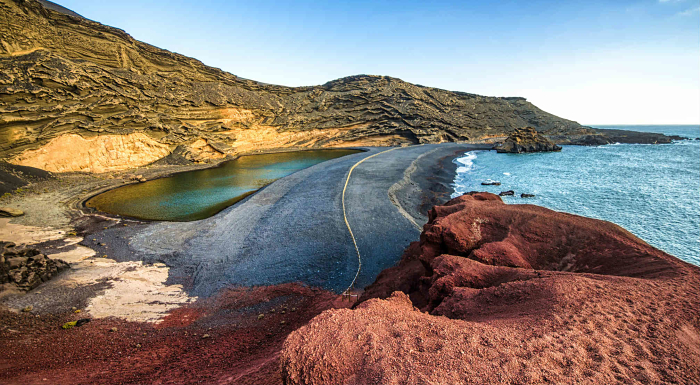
[593, 129, 684, 144]
[499, 190, 515, 196]
[494, 127, 562, 153]
[1, 242, 69, 292]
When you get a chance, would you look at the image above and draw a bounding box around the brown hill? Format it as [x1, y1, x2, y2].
[0, 0, 682, 172]
[0, 0, 596, 172]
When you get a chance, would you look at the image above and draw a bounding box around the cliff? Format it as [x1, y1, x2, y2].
[0, 0, 597, 172]
[281, 193, 700, 384]
[494, 126, 562, 153]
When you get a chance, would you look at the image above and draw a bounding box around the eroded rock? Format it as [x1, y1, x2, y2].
[0, 241, 69, 292]
[494, 127, 562, 153]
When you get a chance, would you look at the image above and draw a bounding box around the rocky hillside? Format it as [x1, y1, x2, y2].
[0, 0, 649, 172]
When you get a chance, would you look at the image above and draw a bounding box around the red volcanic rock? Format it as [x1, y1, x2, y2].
[282, 192, 700, 384]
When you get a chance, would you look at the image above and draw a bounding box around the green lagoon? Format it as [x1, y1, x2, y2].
[85, 149, 361, 221]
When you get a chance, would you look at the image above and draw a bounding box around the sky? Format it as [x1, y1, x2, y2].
[57, 0, 700, 124]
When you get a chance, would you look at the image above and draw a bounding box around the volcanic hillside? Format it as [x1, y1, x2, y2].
[0, 0, 595, 172]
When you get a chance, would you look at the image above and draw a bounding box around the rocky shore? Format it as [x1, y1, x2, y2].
[494, 127, 562, 153]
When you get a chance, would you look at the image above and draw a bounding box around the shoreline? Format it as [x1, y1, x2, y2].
[0, 143, 488, 383]
[1, 142, 698, 384]
[1, 143, 484, 310]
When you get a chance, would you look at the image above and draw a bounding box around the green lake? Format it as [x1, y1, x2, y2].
[85, 149, 362, 221]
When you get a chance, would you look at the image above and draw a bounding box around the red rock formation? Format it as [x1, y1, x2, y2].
[282, 192, 700, 384]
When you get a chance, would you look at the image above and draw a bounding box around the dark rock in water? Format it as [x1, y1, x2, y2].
[481, 180, 501, 186]
[499, 190, 515, 196]
[593, 129, 685, 144]
[575, 135, 614, 146]
[494, 127, 562, 153]
[521, 193, 535, 198]
[0, 242, 69, 292]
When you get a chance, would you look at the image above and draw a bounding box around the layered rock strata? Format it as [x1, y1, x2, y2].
[0, 0, 600, 173]
[281, 193, 700, 384]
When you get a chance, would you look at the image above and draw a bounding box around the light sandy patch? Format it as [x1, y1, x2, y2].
[46, 244, 96, 263]
[0, 218, 65, 245]
[83, 260, 196, 323]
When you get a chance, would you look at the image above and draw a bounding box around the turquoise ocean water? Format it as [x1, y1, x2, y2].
[452, 125, 700, 266]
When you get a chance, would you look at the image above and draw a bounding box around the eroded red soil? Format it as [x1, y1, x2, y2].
[0, 283, 350, 385]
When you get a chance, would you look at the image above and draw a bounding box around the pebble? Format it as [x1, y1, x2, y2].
[202, 334, 210, 339]
[22, 305, 33, 312]
[110, 327, 118, 332]
[257, 314, 265, 320]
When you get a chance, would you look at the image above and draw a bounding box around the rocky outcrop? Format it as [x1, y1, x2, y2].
[281, 193, 700, 384]
[1, 241, 69, 292]
[0, 207, 23, 217]
[494, 127, 562, 153]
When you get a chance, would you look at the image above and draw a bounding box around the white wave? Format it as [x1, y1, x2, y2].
[455, 152, 477, 172]
[503, 172, 511, 176]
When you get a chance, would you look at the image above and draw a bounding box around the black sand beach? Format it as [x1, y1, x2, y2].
[78, 143, 491, 297]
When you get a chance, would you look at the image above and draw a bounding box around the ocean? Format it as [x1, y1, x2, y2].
[452, 125, 700, 266]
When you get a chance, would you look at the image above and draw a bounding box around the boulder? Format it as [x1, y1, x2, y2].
[0, 207, 24, 217]
[499, 190, 515, 196]
[1, 242, 69, 292]
[480, 180, 501, 186]
[281, 192, 700, 384]
[494, 127, 562, 153]
[521, 193, 535, 198]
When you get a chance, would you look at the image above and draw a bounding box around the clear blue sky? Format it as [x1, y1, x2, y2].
[57, 0, 699, 124]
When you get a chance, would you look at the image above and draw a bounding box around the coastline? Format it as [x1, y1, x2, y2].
[0, 143, 488, 384]
[1, 143, 483, 309]
[2, 142, 698, 384]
